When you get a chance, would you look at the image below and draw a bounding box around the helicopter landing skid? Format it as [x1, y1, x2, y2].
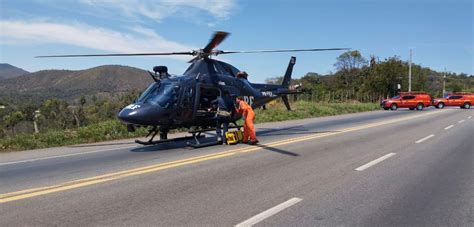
[135, 126, 205, 146]
[135, 134, 204, 146]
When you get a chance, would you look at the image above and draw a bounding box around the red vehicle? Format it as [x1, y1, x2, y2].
[381, 92, 432, 111]
[433, 93, 473, 109]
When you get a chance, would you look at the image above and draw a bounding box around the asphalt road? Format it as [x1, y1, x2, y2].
[1, 108, 472, 226]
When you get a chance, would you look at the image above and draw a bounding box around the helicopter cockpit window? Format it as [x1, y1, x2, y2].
[144, 83, 178, 108]
[136, 83, 157, 103]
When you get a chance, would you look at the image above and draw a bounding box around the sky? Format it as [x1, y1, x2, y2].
[0, 0, 472, 83]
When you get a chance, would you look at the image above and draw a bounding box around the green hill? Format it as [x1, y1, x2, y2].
[0, 65, 153, 104]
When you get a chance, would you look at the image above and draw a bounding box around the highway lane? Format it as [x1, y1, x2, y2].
[0, 109, 420, 193]
[0, 108, 472, 226]
[262, 109, 473, 226]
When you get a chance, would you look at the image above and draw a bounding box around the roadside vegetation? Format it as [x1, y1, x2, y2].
[0, 101, 378, 152]
[0, 120, 147, 151]
[254, 101, 378, 123]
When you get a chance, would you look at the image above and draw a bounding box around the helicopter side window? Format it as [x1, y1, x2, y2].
[145, 84, 177, 108]
[181, 88, 193, 108]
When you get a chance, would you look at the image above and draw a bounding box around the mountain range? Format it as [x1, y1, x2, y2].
[0, 65, 153, 104]
[0, 63, 30, 80]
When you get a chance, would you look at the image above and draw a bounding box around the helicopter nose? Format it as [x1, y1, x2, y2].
[117, 108, 138, 125]
[118, 105, 158, 125]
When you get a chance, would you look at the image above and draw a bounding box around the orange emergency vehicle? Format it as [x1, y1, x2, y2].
[380, 92, 432, 111]
[433, 93, 473, 109]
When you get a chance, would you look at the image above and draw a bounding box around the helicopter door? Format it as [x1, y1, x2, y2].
[194, 84, 221, 119]
[179, 87, 194, 119]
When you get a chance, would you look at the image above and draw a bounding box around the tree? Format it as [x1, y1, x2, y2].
[374, 56, 405, 98]
[334, 50, 368, 89]
[3, 111, 24, 135]
[298, 73, 325, 94]
[39, 98, 74, 129]
[18, 103, 39, 122]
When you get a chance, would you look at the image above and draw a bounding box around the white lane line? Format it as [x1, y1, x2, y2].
[444, 125, 454, 130]
[468, 116, 472, 119]
[415, 134, 435, 144]
[355, 153, 396, 171]
[458, 120, 465, 123]
[0, 145, 137, 166]
[235, 198, 302, 227]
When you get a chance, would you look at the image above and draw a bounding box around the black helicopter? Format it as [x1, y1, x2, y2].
[37, 32, 348, 147]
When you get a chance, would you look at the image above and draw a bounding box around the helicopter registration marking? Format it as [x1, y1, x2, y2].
[243, 96, 254, 105]
[261, 91, 273, 97]
[126, 104, 141, 110]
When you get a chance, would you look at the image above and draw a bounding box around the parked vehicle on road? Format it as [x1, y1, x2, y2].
[380, 92, 432, 111]
[433, 93, 473, 109]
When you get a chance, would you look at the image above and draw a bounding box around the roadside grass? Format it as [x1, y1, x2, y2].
[0, 101, 379, 152]
[254, 101, 379, 123]
[0, 120, 148, 152]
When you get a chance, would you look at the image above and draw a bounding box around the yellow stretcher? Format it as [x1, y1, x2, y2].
[225, 130, 243, 145]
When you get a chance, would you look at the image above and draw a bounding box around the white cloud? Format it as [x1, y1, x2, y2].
[79, 0, 236, 21]
[0, 20, 193, 59]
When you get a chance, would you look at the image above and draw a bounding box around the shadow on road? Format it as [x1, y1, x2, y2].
[253, 143, 300, 156]
[130, 136, 219, 152]
[68, 141, 136, 148]
[257, 125, 336, 137]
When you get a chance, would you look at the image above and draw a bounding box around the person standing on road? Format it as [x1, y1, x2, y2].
[212, 91, 234, 144]
[236, 96, 258, 145]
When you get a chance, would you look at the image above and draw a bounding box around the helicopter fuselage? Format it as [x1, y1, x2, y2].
[117, 58, 288, 130]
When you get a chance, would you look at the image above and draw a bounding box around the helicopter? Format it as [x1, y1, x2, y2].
[37, 31, 349, 147]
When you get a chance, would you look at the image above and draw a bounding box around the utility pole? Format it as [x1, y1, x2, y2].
[408, 49, 412, 92]
[442, 68, 446, 97]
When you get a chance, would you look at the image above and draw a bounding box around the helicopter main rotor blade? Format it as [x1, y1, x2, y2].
[202, 31, 229, 54]
[218, 48, 350, 55]
[35, 52, 194, 58]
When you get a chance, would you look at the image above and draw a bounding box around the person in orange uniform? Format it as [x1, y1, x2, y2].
[236, 96, 258, 145]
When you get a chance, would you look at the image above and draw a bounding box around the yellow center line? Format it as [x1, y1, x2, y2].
[0, 109, 449, 203]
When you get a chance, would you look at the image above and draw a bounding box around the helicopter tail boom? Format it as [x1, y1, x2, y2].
[282, 56, 295, 88]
